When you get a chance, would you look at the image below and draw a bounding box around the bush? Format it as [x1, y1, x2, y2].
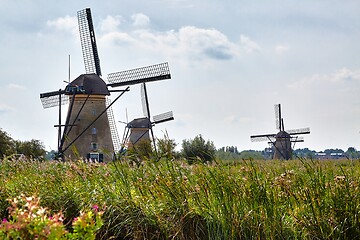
[156, 132, 178, 160]
[181, 135, 216, 164]
[0, 128, 15, 157]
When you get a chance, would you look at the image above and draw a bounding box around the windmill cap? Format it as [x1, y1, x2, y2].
[65, 73, 110, 95]
[127, 117, 152, 128]
[276, 131, 290, 138]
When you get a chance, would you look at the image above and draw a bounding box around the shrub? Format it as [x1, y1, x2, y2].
[181, 134, 216, 164]
[0, 195, 103, 240]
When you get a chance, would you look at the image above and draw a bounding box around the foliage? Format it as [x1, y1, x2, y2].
[156, 132, 178, 160]
[1, 157, 360, 239]
[0, 128, 46, 159]
[126, 139, 153, 160]
[238, 150, 265, 160]
[14, 139, 46, 159]
[293, 148, 317, 158]
[345, 147, 360, 159]
[181, 134, 216, 164]
[216, 147, 265, 161]
[0, 128, 15, 157]
[0, 195, 103, 239]
[120, 133, 178, 164]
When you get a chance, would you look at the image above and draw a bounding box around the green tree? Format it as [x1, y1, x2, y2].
[0, 128, 15, 157]
[239, 150, 264, 160]
[15, 139, 46, 159]
[181, 134, 216, 164]
[156, 132, 178, 160]
[346, 147, 359, 159]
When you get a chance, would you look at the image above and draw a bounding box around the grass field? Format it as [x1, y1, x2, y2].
[0, 157, 359, 239]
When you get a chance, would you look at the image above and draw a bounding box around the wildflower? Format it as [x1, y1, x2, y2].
[334, 175, 346, 181]
[2, 218, 7, 223]
[92, 205, 99, 212]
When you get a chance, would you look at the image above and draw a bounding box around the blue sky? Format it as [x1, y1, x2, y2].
[1, 0, 360, 151]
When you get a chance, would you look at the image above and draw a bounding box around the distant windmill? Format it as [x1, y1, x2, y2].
[39, 8, 173, 162]
[129, 84, 173, 151]
[109, 63, 174, 150]
[250, 104, 310, 160]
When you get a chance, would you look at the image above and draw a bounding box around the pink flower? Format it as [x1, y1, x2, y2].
[92, 205, 99, 211]
[2, 218, 7, 223]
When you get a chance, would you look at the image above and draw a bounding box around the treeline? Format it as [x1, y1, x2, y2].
[0, 128, 46, 159]
[217, 146, 360, 160]
[3, 126, 360, 161]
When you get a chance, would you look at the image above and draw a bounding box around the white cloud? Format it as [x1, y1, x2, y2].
[288, 68, 360, 90]
[46, 15, 78, 35]
[166, 0, 194, 8]
[0, 104, 13, 113]
[274, 45, 289, 54]
[100, 24, 241, 62]
[131, 13, 150, 27]
[100, 15, 122, 32]
[178, 26, 238, 60]
[7, 83, 25, 90]
[224, 115, 239, 124]
[240, 35, 261, 53]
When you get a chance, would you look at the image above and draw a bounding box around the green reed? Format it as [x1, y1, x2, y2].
[0, 157, 360, 239]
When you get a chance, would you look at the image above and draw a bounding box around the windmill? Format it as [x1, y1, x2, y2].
[39, 8, 172, 162]
[124, 83, 174, 151]
[250, 104, 310, 160]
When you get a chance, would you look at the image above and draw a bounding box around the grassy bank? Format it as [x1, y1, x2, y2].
[0, 157, 359, 239]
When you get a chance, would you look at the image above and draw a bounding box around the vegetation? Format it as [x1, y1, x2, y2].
[216, 146, 265, 160]
[0, 128, 46, 159]
[0, 157, 360, 239]
[181, 134, 216, 164]
[0, 195, 103, 239]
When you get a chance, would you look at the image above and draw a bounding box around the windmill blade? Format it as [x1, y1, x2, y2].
[152, 111, 174, 124]
[141, 83, 151, 118]
[40, 91, 68, 109]
[274, 104, 281, 131]
[250, 134, 276, 142]
[106, 98, 121, 152]
[287, 128, 310, 135]
[77, 8, 102, 76]
[290, 136, 304, 142]
[107, 62, 171, 87]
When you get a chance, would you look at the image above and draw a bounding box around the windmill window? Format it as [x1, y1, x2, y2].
[92, 110, 97, 116]
[91, 142, 98, 151]
[92, 128, 97, 135]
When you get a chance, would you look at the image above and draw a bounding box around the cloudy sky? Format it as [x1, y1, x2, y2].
[1, 0, 360, 152]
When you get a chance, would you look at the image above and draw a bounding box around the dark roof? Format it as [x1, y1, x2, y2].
[276, 131, 291, 138]
[66, 74, 110, 95]
[127, 118, 152, 128]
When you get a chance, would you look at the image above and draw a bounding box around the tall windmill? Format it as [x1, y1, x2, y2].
[39, 8, 173, 161]
[250, 104, 310, 160]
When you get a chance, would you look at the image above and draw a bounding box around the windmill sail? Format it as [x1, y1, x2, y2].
[287, 128, 310, 135]
[106, 98, 121, 152]
[275, 104, 281, 131]
[40, 91, 68, 109]
[153, 111, 174, 124]
[141, 83, 150, 118]
[107, 62, 171, 87]
[77, 8, 102, 76]
[250, 134, 276, 142]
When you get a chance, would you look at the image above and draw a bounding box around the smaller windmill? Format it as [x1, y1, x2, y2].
[116, 74, 174, 151]
[250, 104, 310, 160]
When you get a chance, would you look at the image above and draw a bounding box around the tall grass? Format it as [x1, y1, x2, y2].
[0, 157, 360, 239]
